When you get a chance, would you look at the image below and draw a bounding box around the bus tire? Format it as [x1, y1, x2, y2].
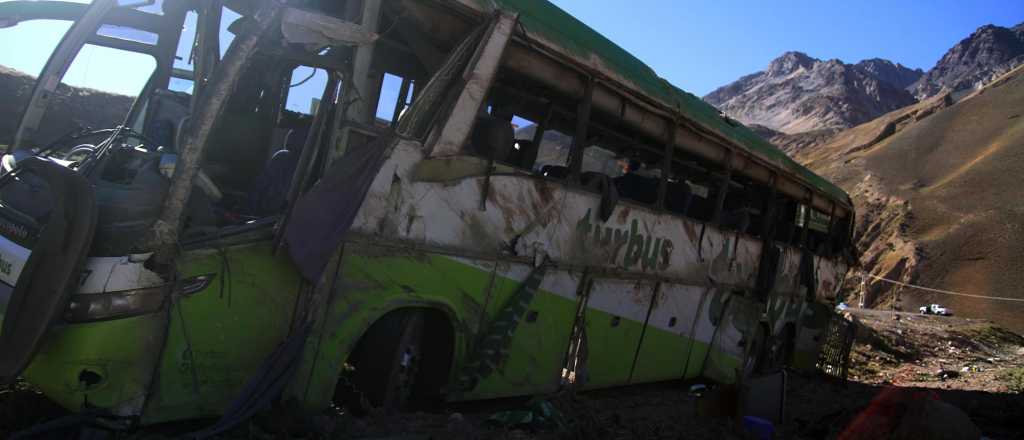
[341, 310, 425, 413]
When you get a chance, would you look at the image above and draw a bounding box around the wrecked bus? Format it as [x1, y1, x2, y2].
[0, 0, 855, 427]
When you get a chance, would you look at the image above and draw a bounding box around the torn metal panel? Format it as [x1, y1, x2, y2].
[430, 12, 519, 157]
[280, 7, 379, 47]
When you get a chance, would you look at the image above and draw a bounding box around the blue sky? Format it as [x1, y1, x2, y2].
[0, 0, 1021, 100]
[550, 0, 1023, 95]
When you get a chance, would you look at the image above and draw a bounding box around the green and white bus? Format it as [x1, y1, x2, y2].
[0, 0, 855, 427]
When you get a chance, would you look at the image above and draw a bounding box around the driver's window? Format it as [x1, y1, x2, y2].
[57, 42, 155, 131]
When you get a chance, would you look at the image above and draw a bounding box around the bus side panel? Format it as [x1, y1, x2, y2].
[629, 283, 704, 383]
[814, 255, 848, 302]
[24, 314, 165, 417]
[683, 288, 761, 383]
[456, 264, 578, 400]
[141, 241, 301, 424]
[579, 278, 653, 389]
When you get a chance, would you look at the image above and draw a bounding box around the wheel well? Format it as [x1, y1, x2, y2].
[781, 322, 797, 341]
[414, 308, 456, 403]
[338, 307, 456, 411]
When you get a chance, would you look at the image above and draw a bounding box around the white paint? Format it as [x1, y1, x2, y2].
[0, 235, 31, 288]
[78, 254, 164, 294]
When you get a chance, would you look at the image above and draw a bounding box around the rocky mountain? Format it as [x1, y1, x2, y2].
[793, 64, 1024, 333]
[0, 65, 133, 147]
[909, 22, 1024, 99]
[704, 52, 921, 134]
[854, 58, 924, 90]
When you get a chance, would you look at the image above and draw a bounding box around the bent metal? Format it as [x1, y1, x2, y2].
[0, 0, 854, 429]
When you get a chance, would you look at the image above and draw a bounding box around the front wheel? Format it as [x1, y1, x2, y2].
[338, 310, 426, 413]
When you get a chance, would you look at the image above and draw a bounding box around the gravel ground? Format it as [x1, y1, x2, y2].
[3, 311, 1022, 439]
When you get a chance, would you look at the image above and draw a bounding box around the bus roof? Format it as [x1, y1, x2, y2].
[461, 0, 851, 206]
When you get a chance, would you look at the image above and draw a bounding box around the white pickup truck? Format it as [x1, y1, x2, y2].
[919, 304, 950, 315]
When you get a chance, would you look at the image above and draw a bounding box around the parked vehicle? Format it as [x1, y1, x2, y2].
[0, 0, 855, 427]
[919, 304, 950, 315]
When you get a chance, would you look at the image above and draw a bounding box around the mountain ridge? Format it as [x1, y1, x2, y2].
[706, 22, 1024, 135]
[704, 51, 920, 134]
[908, 22, 1024, 99]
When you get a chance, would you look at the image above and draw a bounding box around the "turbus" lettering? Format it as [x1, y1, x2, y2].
[576, 209, 673, 271]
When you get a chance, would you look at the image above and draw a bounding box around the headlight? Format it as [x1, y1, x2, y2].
[64, 285, 169, 322]
[63, 274, 215, 323]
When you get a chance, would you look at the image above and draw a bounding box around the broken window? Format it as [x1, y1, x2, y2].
[0, 19, 73, 77]
[29, 43, 157, 148]
[463, 66, 580, 175]
[375, 72, 415, 127]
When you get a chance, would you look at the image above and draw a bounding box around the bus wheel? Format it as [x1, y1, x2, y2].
[339, 310, 426, 414]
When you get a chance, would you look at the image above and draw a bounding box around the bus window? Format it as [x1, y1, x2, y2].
[169, 77, 195, 95]
[578, 139, 662, 206]
[188, 62, 337, 224]
[173, 10, 199, 73]
[0, 19, 73, 77]
[375, 73, 414, 127]
[285, 66, 329, 115]
[36, 43, 156, 147]
[173, 7, 241, 74]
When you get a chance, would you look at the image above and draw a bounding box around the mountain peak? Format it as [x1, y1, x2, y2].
[909, 22, 1024, 99]
[854, 58, 924, 89]
[767, 51, 818, 76]
[704, 51, 917, 133]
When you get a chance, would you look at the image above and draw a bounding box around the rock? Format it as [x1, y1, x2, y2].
[891, 399, 982, 440]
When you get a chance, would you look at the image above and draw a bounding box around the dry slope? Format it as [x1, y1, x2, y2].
[797, 65, 1024, 333]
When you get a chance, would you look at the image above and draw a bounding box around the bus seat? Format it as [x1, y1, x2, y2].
[614, 173, 659, 204]
[666, 180, 693, 215]
[722, 208, 752, 234]
[508, 139, 539, 170]
[470, 116, 514, 162]
[247, 127, 308, 216]
[540, 165, 569, 179]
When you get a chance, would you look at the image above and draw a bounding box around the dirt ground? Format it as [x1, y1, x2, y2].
[3, 311, 1022, 439]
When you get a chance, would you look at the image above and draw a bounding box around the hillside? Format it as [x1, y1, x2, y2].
[0, 65, 133, 146]
[703, 52, 921, 133]
[797, 65, 1024, 333]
